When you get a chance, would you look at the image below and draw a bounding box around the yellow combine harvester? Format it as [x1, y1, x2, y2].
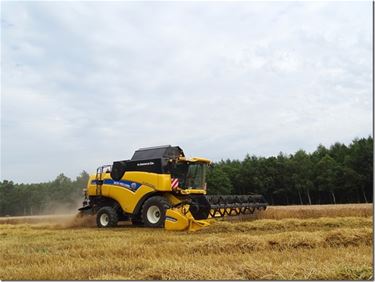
[79, 145, 267, 231]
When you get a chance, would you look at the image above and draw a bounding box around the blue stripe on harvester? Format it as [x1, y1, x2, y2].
[91, 179, 142, 191]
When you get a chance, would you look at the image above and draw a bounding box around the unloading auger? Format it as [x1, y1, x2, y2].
[78, 145, 268, 231]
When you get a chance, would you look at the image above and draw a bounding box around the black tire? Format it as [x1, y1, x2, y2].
[96, 206, 118, 228]
[141, 196, 170, 227]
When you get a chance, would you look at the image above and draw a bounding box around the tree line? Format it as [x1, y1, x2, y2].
[0, 136, 373, 216]
[207, 136, 373, 205]
[0, 172, 89, 216]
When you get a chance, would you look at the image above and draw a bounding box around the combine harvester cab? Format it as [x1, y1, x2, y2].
[79, 145, 268, 231]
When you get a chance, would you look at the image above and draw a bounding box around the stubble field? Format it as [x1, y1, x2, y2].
[0, 204, 373, 280]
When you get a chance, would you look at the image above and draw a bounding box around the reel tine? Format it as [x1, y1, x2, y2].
[205, 194, 268, 218]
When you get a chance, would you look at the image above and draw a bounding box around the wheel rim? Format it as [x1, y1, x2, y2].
[147, 205, 161, 224]
[100, 213, 109, 226]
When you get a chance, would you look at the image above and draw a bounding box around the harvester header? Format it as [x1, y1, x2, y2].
[79, 145, 267, 231]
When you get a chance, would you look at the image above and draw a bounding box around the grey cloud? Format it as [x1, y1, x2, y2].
[1, 1, 372, 183]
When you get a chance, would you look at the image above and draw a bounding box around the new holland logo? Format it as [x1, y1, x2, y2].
[137, 162, 155, 166]
[113, 181, 130, 188]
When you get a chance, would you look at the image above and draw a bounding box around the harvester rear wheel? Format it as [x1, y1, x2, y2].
[141, 196, 170, 228]
[96, 206, 118, 228]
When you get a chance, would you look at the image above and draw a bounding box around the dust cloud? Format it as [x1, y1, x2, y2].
[0, 213, 96, 228]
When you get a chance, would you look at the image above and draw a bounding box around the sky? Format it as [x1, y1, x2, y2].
[1, 1, 372, 183]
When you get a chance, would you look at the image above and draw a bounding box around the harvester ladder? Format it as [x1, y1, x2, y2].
[95, 165, 112, 196]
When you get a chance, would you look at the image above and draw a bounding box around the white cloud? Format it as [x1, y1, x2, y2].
[1, 1, 372, 183]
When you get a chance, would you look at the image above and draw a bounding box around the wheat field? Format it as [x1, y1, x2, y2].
[0, 204, 373, 280]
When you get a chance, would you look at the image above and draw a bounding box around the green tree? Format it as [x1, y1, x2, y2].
[345, 136, 373, 202]
[0, 180, 16, 215]
[207, 166, 233, 195]
[315, 155, 340, 204]
[291, 150, 314, 205]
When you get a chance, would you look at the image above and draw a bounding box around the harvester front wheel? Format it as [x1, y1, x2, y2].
[96, 206, 118, 228]
[141, 196, 170, 228]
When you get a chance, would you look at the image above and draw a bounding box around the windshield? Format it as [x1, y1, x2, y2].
[173, 162, 207, 189]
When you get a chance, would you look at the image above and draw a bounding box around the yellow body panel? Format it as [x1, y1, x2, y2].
[165, 209, 189, 231]
[164, 193, 184, 206]
[165, 207, 212, 231]
[86, 171, 181, 214]
[109, 185, 154, 213]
